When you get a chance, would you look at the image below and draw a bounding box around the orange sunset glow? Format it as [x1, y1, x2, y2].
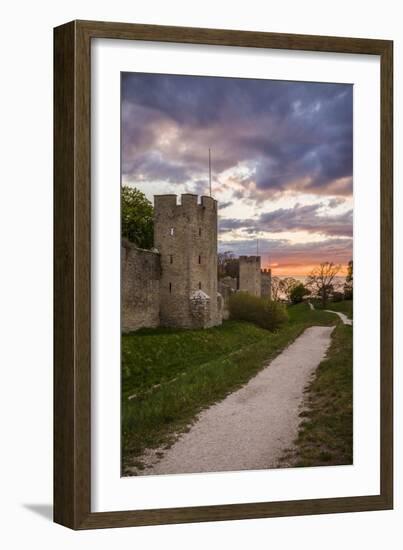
[263, 263, 348, 278]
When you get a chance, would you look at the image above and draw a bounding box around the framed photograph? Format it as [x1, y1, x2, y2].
[54, 20, 393, 529]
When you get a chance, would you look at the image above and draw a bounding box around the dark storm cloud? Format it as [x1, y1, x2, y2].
[218, 201, 234, 210]
[123, 151, 191, 184]
[257, 204, 352, 237]
[327, 197, 346, 208]
[218, 202, 353, 238]
[122, 72, 353, 197]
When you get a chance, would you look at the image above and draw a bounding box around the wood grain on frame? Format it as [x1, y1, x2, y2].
[54, 20, 393, 530]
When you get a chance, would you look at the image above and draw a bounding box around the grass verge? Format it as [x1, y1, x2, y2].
[282, 322, 353, 467]
[122, 303, 336, 474]
[311, 298, 353, 319]
[326, 299, 353, 319]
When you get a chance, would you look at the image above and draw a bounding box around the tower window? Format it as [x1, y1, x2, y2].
[198, 282, 202, 290]
[198, 255, 201, 264]
[170, 227, 174, 236]
[198, 228, 202, 236]
[169, 255, 173, 264]
[169, 282, 172, 293]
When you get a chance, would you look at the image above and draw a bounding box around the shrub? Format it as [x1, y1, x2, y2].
[290, 283, 310, 304]
[228, 292, 288, 331]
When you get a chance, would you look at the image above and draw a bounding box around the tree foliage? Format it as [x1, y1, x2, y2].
[290, 283, 311, 304]
[344, 260, 353, 299]
[306, 262, 341, 308]
[121, 186, 154, 249]
[271, 276, 300, 302]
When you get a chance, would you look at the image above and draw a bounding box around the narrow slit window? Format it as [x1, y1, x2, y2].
[198, 255, 201, 264]
[169, 282, 172, 293]
[198, 282, 202, 290]
[198, 228, 202, 236]
[170, 227, 174, 236]
[169, 255, 173, 264]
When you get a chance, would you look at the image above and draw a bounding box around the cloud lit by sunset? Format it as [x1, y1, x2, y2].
[121, 72, 353, 277]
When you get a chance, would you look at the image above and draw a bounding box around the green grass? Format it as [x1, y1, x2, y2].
[122, 321, 269, 398]
[283, 322, 353, 467]
[326, 299, 353, 319]
[311, 298, 353, 319]
[122, 303, 337, 473]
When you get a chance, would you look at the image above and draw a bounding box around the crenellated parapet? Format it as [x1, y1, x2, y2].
[154, 193, 217, 211]
[239, 255, 261, 263]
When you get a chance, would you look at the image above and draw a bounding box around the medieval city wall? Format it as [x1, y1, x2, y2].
[121, 239, 161, 332]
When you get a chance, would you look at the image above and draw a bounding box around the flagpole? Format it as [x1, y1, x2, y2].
[209, 148, 212, 197]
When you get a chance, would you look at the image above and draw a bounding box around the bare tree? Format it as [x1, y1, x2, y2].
[306, 262, 341, 308]
[271, 276, 282, 301]
[280, 277, 299, 302]
[217, 251, 239, 280]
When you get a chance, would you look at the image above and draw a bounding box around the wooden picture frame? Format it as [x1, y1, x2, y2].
[54, 20, 393, 529]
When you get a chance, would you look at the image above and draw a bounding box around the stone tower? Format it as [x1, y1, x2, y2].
[239, 256, 261, 297]
[261, 268, 272, 300]
[154, 194, 221, 329]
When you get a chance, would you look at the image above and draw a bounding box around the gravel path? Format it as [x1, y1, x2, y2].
[141, 326, 335, 475]
[324, 310, 352, 326]
[308, 301, 352, 326]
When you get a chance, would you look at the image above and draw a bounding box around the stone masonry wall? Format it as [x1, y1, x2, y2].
[154, 194, 221, 329]
[261, 268, 272, 300]
[239, 256, 262, 297]
[121, 239, 161, 332]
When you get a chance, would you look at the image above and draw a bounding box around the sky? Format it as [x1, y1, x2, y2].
[121, 72, 353, 276]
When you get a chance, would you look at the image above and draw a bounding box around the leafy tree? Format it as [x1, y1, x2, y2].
[306, 262, 341, 308]
[121, 186, 154, 249]
[280, 277, 299, 302]
[344, 260, 353, 299]
[290, 283, 310, 304]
